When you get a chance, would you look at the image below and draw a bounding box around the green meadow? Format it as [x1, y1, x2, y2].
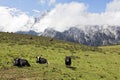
[0, 32, 119, 80]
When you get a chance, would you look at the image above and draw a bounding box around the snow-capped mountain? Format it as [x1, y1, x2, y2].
[41, 25, 120, 46]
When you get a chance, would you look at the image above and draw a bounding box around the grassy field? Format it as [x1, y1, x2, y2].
[0, 32, 119, 80]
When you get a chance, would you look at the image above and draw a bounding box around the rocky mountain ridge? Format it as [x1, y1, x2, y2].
[41, 26, 120, 46]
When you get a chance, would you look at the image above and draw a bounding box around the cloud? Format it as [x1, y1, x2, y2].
[32, 9, 41, 13]
[49, 0, 56, 6]
[39, 0, 46, 4]
[34, 2, 88, 32]
[32, 9, 41, 17]
[39, 0, 56, 6]
[33, 1, 120, 32]
[106, 0, 120, 12]
[0, 6, 34, 32]
[1, 0, 120, 33]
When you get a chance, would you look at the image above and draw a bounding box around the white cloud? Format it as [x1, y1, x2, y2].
[0, 6, 34, 32]
[34, 2, 88, 32]
[32, 9, 41, 17]
[49, 0, 56, 6]
[39, 0, 46, 4]
[39, 0, 56, 6]
[106, 0, 120, 12]
[32, 9, 41, 13]
[33, 1, 120, 32]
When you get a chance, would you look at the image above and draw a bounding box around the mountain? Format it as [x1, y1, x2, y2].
[41, 25, 120, 46]
[16, 30, 40, 36]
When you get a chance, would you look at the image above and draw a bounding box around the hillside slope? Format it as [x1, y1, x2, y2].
[0, 32, 119, 80]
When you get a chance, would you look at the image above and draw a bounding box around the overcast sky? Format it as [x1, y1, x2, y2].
[0, 0, 120, 32]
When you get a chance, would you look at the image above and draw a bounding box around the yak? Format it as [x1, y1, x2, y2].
[65, 56, 71, 66]
[13, 58, 30, 67]
[36, 56, 48, 64]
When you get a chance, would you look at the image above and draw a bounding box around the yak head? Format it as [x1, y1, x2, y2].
[13, 58, 20, 66]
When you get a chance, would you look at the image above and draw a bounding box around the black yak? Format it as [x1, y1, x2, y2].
[65, 56, 71, 66]
[36, 56, 48, 64]
[13, 58, 30, 67]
